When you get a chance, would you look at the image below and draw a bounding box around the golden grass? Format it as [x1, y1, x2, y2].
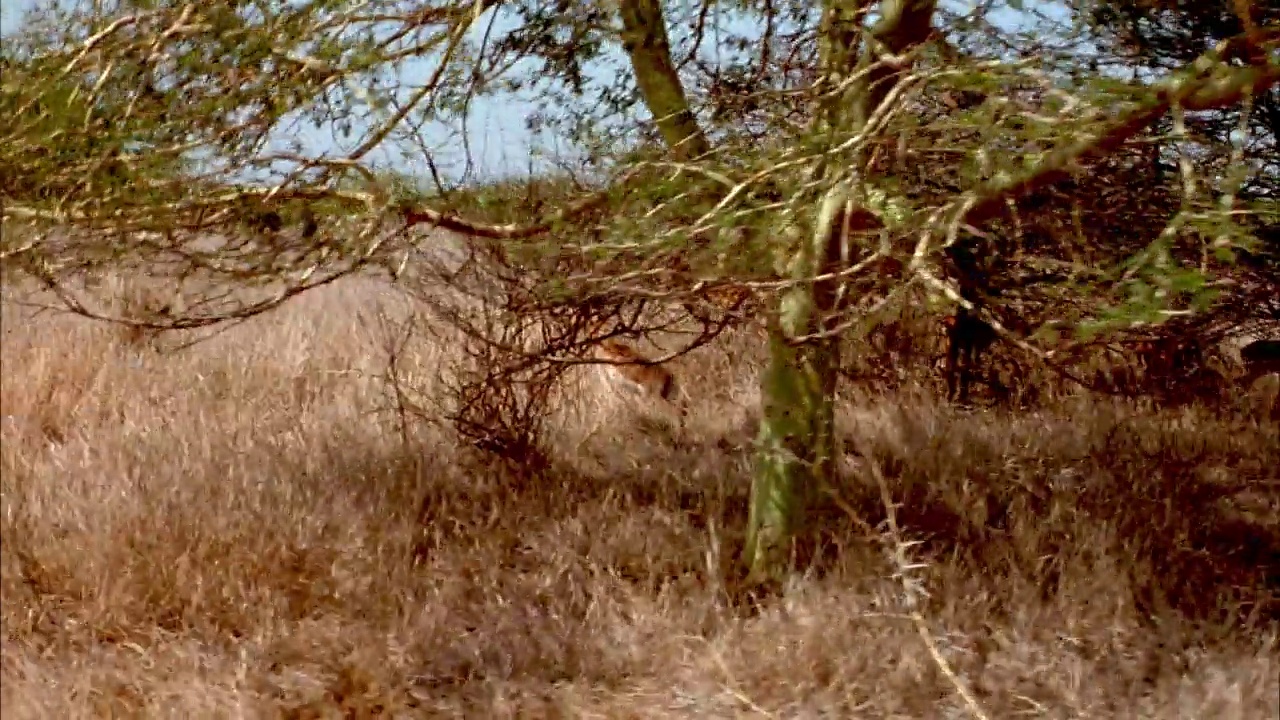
[2, 274, 1278, 718]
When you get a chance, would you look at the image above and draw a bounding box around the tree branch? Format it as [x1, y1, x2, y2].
[955, 34, 1280, 232]
[401, 168, 641, 239]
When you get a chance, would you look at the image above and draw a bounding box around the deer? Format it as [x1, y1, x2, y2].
[1239, 339, 1280, 387]
[592, 338, 679, 403]
[940, 309, 1025, 405]
[1130, 336, 1197, 398]
[939, 241, 1015, 406]
[587, 284, 760, 411]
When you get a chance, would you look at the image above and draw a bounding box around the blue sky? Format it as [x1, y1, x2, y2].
[0, 2, 23, 32]
[3, 0, 1068, 184]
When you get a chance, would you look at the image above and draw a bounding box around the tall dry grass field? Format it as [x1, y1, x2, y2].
[2, 274, 1278, 718]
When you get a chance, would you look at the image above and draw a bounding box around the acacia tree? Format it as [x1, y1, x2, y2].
[3, 0, 1276, 582]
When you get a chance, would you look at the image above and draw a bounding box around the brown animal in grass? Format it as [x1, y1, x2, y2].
[942, 310, 1005, 404]
[593, 339, 678, 403]
[1240, 339, 1280, 387]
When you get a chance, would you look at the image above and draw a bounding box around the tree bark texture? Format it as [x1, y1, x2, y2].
[616, 0, 712, 161]
[744, 0, 937, 582]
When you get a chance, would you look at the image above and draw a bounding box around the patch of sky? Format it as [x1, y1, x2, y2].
[2, 0, 1131, 188]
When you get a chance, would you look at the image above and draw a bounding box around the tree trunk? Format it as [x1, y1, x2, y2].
[613, 0, 937, 584]
[744, 0, 937, 582]
[744, 192, 873, 581]
[616, 0, 711, 161]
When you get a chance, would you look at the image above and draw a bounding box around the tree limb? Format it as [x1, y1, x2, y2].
[955, 32, 1280, 232]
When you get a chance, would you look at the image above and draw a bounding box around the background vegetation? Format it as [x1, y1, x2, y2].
[2, 0, 1278, 716]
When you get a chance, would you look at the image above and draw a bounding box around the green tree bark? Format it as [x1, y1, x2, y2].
[616, 0, 712, 161]
[744, 193, 867, 581]
[744, 0, 937, 582]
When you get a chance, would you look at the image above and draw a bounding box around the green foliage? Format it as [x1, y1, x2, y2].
[1, 45, 176, 206]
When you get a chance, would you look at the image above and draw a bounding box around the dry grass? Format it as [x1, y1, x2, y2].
[2, 273, 1278, 719]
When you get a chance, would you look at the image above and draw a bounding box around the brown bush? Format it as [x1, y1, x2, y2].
[2, 273, 1277, 718]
